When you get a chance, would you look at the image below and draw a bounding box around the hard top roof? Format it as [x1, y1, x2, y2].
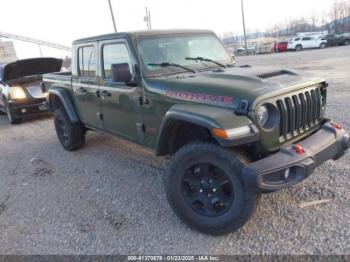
[73, 29, 214, 44]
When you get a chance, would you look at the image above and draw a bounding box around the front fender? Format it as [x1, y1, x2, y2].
[48, 87, 79, 123]
[155, 104, 259, 155]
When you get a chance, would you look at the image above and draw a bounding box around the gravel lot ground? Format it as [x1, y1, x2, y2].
[0, 46, 349, 255]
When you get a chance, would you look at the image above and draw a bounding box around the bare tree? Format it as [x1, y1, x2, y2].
[229, 0, 350, 42]
[309, 13, 319, 31]
[320, 11, 329, 31]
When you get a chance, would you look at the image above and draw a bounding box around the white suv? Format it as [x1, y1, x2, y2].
[288, 36, 327, 51]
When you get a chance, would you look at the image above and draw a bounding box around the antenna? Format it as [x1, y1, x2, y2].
[241, 0, 248, 55]
[108, 0, 117, 32]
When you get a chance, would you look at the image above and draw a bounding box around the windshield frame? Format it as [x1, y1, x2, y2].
[132, 32, 234, 77]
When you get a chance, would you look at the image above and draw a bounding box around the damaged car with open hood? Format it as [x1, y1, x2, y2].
[42, 30, 349, 235]
[0, 57, 62, 124]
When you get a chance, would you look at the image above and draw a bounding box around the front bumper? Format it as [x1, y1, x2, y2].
[9, 99, 49, 117]
[243, 122, 349, 192]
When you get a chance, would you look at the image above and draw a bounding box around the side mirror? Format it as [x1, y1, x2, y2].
[111, 63, 132, 83]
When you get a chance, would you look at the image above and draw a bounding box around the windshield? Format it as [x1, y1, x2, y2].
[137, 33, 233, 76]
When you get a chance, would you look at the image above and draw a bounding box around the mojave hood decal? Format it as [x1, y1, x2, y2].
[165, 90, 233, 105]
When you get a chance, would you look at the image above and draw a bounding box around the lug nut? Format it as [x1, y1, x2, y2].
[199, 189, 203, 193]
[212, 188, 217, 192]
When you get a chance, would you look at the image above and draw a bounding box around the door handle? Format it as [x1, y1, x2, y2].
[99, 90, 111, 97]
[77, 87, 87, 93]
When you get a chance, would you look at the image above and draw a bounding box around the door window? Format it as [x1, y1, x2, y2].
[78, 46, 96, 78]
[302, 37, 312, 41]
[102, 43, 132, 81]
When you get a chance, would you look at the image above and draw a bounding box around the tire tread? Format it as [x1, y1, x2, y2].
[164, 142, 260, 235]
[54, 108, 85, 151]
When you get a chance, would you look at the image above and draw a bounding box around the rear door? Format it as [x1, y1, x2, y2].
[73, 43, 103, 129]
[301, 37, 313, 48]
[98, 39, 144, 143]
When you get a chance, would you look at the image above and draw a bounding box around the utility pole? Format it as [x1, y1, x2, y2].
[144, 7, 152, 30]
[240, 0, 248, 55]
[108, 0, 117, 32]
[148, 8, 152, 30]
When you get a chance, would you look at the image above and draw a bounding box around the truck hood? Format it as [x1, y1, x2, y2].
[145, 66, 324, 110]
[2, 58, 62, 82]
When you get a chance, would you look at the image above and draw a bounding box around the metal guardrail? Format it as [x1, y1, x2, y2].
[0, 31, 70, 51]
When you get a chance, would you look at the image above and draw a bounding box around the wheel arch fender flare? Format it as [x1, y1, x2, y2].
[154, 104, 259, 156]
[48, 87, 79, 123]
[155, 111, 218, 156]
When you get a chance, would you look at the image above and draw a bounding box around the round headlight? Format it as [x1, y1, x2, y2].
[10, 86, 26, 99]
[257, 105, 269, 127]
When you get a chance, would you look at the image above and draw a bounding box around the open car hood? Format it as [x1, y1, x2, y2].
[2, 58, 62, 82]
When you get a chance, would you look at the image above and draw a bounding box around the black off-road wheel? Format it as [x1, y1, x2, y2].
[4, 99, 21, 125]
[164, 142, 260, 235]
[54, 107, 86, 151]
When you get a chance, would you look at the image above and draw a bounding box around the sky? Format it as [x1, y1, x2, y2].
[0, 0, 335, 59]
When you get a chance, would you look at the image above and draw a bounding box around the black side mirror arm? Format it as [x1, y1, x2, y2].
[125, 65, 141, 87]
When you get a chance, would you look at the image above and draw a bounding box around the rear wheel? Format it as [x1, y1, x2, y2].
[4, 99, 21, 124]
[295, 45, 303, 51]
[164, 142, 260, 235]
[54, 107, 86, 151]
[344, 40, 350, 46]
[319, 43, 327, 49]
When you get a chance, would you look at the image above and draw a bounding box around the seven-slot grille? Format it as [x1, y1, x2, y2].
[276, 86, 322, 141]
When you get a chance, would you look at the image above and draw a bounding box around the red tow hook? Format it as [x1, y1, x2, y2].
[331, 122, 342, 130]
[293, 144, 304, 155]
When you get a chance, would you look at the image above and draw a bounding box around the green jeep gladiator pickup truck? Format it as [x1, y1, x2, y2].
[42, 29, 349, 235]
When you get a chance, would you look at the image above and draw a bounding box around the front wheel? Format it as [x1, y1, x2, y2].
[344, 40, 350, 46]
[54, 107, 86, 151]
[164, 142, 260, 235]
[295, 45, 303, 51]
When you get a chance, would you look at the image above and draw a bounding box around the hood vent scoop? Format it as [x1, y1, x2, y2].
[257, 70, 293, 79]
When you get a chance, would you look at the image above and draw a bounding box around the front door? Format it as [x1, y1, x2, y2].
[98, 40, 144, 143]
[73, 44, 103, 129]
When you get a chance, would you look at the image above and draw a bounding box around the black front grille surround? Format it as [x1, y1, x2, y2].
[276, 86, 323, 142]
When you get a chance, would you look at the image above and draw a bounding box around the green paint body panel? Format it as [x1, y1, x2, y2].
[43, 30, 327, 155]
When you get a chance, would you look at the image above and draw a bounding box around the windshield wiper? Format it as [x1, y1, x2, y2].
[186, 56, 226, 68]
[148, 62, 196, 73]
